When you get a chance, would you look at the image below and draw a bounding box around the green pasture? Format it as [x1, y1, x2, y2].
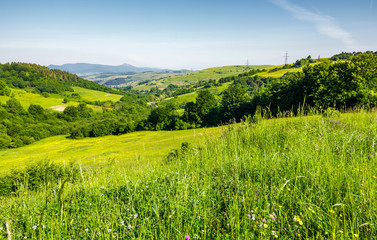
[163, 82, 231, 106]
[0, 89, 76, 109]
[256, 67, 303, 78]
[71, 87, 123, 102]
[0, 126, 224, 174]
[0, 88, 107, 112]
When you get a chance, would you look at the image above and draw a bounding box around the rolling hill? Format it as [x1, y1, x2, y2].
[133, 65, 272, 91]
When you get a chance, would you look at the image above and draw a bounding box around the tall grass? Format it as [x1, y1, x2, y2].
[1, 111, 377, 239]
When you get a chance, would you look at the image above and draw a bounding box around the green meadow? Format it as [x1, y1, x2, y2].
[0, 89, 69, 109]
[256, 67, 303, 78]
[0, 126, 223, 174]
[71, 87, 123, 102]
[1, 110, 377, 239]
[0, 87, 122, 112]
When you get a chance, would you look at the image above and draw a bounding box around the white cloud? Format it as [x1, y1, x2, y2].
[271, 0, 356, 48]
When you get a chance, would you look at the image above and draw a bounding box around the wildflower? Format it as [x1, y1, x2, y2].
[120, 221, 125, 226]
[108, 229, 112, 233]
[85, 228, 89, 232]
[270, 215, 276, 220]
[185, 236, 190, 240]
[299, 220, 303, 226]
[263, 224, 268, 229]
[271, 230, 276, 235]
[354, 233, 359, 238]
[252, 214, 255, 220]
[127, 225, 132, 229]
[134, 213, 138, 218]
[329, 210, 335, 214]
[32, 225, 37, 230]
[338, 230, 343, 234]
[262, 218, 267, 222]
[247, 214, 251, 218]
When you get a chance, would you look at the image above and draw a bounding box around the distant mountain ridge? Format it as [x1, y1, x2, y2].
[48, 63, 169, 75]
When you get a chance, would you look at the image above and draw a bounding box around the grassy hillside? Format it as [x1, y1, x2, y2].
[84, 71, 190, 87]
[0, 89, 69, 109]
[71, 87, 123, 102]
[134, 65, 271, 91]
[256, 66, 303, 78]
[0, 126, 223, 174]
[1, 111, 376, 238]
[0, 88, 112, 112]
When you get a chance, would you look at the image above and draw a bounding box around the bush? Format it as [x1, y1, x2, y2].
[322, 107, 341, 118]
[0, 160, 80, 196]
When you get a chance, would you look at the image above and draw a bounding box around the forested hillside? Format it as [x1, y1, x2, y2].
[137, 52, 377, 130]
[0, 63, 119, 94]
[0, 63, 152, 149]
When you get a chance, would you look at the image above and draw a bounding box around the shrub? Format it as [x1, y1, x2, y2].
[0, 160, 80, 196]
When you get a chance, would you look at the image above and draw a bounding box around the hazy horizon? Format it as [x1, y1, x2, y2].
[1, 0, 376, 70]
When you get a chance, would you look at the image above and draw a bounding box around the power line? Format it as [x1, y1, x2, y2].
[284, 51, 289, 65]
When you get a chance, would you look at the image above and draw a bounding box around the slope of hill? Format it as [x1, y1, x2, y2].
[1, 111, 376, 238]
[83, 70, 190, 87]
[133, 65, 272, 91]
[0, 62, 120, 95]
[48, 63, 169, 75]
[0, 125, 223, 173]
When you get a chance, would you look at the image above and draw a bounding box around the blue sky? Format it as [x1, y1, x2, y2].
[1, 0, 376, 69]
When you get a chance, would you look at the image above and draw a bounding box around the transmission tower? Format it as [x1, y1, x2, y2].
[284, 51, 289, 65]
[246, 59, 249, 66]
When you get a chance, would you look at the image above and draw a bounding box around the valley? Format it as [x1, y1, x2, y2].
[1, 52, 377, 239]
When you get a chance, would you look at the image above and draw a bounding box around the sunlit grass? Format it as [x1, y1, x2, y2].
[0, 89, 71, 109]
[71, 87, 123, 102]
[0, 126, 223, 174]
[1, 111, 376, 239]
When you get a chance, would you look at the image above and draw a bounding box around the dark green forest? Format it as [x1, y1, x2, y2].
[1, 52, 377, 149]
